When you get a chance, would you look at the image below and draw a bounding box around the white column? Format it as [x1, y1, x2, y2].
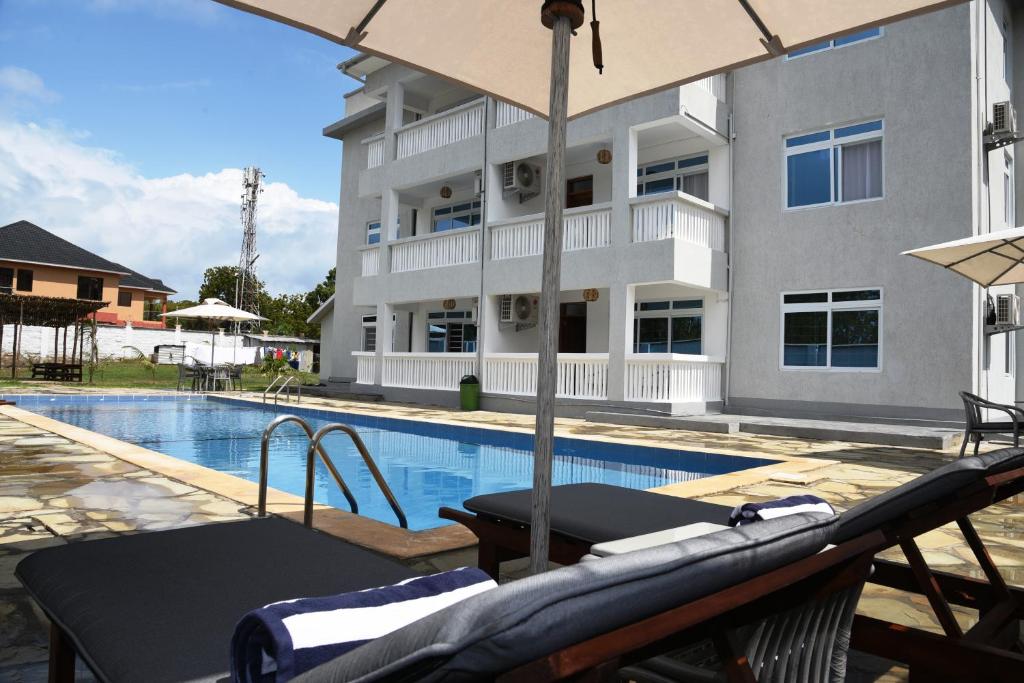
[707, 145, 730, 210]
[382, 82, 404, 164]
[606, 283, 636, 402]
[610, 125, 638, 247]
[373, 302, 394, 385]
[174, 323, 182, 344]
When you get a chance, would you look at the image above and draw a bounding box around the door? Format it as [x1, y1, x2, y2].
[566, 175, 593, 209]
[559, 302, 588, 353]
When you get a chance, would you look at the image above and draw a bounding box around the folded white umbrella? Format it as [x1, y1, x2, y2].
[163, 298, 267, 366]
[904, 227, 1024, 287]
[214, 0, 968, 573]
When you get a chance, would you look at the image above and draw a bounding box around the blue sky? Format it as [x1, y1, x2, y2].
[0, 0, 362, 297]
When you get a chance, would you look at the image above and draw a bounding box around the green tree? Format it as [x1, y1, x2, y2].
[264, 293, 316, 338]
[164, 299, 207, 330]
[304, 267, 336, 311]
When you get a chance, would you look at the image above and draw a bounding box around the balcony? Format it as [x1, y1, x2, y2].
[360, 246, 381, 277]
[631, 192, 726, 251]
[364, 133, 385, 169]
[354, 351, 723, 405]
[694, 74, 726, 101]
[490, 203, 612, 261]
[495, 101, 535, 128]
[389, 227, 480, 274]
[624, 354, 724, 403]
[395, 99, 485, 160]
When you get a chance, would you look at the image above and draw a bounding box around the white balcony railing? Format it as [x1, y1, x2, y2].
[360, 247, 381, 277]
[495, 101, 535, 128]
[631, 192, 726, 251]
[490, 203, 612, 261]
[389, 227, 480, 273]
[395, 99, 485, 159]
[353, 351, 377, 385]
[380, 352, 477, 391]
[484, 353, 608, 400]
[364, 133, 385, 169]
[624, 355, 723, 403]
[694, 74, 726, 101]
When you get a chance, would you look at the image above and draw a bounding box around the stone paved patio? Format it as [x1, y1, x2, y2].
[0, 390, 1021, 681]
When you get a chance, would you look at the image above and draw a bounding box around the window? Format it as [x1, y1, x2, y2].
[117, 290, 133, 307]
[77, 276, 104, 301]
[785, 120, 883, 208]
[432, 201, 481, 232]
[637, 154, 709, 201]
[787, 28, 881, 59]
[367, 221, 381, 245]
[15, 269, 32, 292]
[1005, 152, 1015, 227]
[426, 310, 477, 352]
[633, 299, 703, 354]
[0, 268, 12, 294]
[566, 175, 593, 208]
[361, 315, 377, 352]
[781, 288, 881, 370]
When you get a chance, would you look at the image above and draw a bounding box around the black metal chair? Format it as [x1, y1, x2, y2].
[958, 391, 1023, 457]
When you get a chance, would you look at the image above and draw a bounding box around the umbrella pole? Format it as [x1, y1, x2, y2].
[529, 8, 574, 576]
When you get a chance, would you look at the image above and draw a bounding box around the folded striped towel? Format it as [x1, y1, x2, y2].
[230, 567, 496, 683]
[728, 495, 834, 527]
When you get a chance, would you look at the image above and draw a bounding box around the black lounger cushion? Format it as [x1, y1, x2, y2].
[296, 512, 839, 683]
[835, 447, 1024, 544]
[463, 483, 732, 544]
[16, 517, 419, 683]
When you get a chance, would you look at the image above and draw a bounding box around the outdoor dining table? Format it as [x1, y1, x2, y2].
[192, 364, 233, 392]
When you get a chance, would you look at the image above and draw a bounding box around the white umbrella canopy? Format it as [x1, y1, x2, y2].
[214, 0, 964, 120]
[162, 297, 267, 323]
[903, 227, 1024, 287]
[213, 0, 967, 573]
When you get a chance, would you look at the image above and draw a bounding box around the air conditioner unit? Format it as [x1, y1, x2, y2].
[993, 101, 1018, 137]
[513, 294, 538, 323]
[498, 294, 514, 323]
[501, 162, 516, 192]
[996, 293, 1021, 326]
[513, 162, 542, 194]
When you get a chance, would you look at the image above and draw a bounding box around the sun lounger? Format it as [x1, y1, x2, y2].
[18, 509, 874, 683]
[444, 448, 1024, 681]
[438, 482, 733, 576]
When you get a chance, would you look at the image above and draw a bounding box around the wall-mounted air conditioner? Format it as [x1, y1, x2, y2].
[498, 294, 514, 323]
[513, 294, 538, 323]
[993, 101, 1018, 137]
[996, 293, 1021, 326]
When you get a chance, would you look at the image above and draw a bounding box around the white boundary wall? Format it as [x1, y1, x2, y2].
[0, 324, 247, 362]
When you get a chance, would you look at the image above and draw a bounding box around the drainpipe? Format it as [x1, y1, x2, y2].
[975, 0, 990, 400]
[723, 78, 736, 411]
[476, 97, 491, 388]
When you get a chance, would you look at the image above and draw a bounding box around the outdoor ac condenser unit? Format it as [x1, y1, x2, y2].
[993, 101, 1018, 137]
[501, 162, 516, 192]
[498, 294, 514, 323]
[513, 162, 542, 194]
[514, 294, 538, 323]
[996, 293, 1021, 326]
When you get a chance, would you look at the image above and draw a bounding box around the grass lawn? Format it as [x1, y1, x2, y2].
[0, 360, 319, 391]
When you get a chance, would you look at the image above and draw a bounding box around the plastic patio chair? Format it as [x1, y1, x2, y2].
[958, 390, 1023, 457]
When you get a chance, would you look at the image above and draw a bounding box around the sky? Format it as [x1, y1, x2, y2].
[0, 0, 363, 298]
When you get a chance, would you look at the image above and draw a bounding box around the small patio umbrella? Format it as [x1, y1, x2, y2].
[903, 226, 1024, 287]
[162, 298, 266, 366]
[214, 0, 966, 573]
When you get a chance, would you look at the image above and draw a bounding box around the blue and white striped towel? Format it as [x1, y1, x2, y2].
[230, 567, 496, 683]
[728, 495, 835, 527]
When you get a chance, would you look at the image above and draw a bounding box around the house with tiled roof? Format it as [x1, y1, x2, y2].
[0, 220, 176, 329]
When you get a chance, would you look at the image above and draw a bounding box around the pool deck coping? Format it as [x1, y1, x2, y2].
[0, 396, 834, 560]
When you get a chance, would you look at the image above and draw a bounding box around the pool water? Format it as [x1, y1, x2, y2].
[20, 396, 776, 531]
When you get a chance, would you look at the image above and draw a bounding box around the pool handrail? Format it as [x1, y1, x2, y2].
[258, 414, 359, 521]
[307, 423, 409, 529]
[262, 375, 301, 405]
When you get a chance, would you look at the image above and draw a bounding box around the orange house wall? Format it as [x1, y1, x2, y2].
[1, 260, 127, 323]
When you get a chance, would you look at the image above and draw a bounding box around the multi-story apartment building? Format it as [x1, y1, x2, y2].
[312, 1, 1022, 422]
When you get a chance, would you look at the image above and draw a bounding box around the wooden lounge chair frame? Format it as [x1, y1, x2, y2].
[850, 464, 1024, 682]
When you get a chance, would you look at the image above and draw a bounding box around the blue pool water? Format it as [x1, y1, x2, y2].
[17, 396, 776, 530]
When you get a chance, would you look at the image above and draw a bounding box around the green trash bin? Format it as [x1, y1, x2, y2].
[459, 374, 480, 411]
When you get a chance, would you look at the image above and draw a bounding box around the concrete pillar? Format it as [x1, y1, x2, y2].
[707, 145, 730, 210]
[373, 302, 394, 385]
[174, 323, 182, 345]
[606, 283, 636, 402]
[610, 125, 638, 247]
[379, 188, 399, 265]
[383, 81, 405, 164]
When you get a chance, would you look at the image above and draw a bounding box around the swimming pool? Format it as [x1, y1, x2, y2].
[15, 395, 776, 531]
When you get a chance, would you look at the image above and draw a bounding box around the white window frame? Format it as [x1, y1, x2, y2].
[636, 153, 710, 200]
[366, 221, 381, 245]
[783, 120, 884, 210]
[633, 298, 705, 354]
[779, 287, 883, 373]
[426, 310, 478, 352]
[785, 27, 883, 60]
[431, 200, 481, 233]
[361, 315, 377, 351]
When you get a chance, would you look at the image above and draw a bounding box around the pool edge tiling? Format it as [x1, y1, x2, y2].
[0, 394, 832, 559]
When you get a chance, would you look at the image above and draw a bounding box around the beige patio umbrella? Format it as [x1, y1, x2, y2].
[214, 0, 967, 574]
[162, 298, 267, 366]
[903, 227, 1024, 287]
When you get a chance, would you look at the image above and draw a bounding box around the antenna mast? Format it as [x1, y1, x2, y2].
[235, 166, 263, 332]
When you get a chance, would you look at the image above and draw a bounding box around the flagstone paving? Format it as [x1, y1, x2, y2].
[0, 390, 1020, 681]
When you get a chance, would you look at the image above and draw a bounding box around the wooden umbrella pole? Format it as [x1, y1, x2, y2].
[530, 6, 575, 576]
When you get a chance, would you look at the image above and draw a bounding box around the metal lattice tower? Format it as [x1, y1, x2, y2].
[235, 167, 264, 331]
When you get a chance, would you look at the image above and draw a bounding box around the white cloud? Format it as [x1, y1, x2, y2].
[0, 119, 338, 299]
[0, 66, 60, 105]
[110, 79, 213, 93]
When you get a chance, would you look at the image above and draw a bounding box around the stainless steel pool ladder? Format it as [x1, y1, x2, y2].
[256, 414, 408, 529]
[262, 375, 301, 404]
